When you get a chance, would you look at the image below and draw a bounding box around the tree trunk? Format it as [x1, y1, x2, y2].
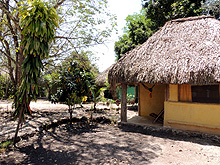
[94, 102, 96, 111]
[121, 83, 127, 122]
[5, 76, 9, 98]
[13, 103, 24, 146]
[68, 105, 72, 121]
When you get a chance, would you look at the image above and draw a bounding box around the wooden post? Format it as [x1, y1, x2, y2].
[138, 84, 141, 116]
[121, 83, 127, 122]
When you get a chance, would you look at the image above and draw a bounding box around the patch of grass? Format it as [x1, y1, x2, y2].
[0, 140, 13, 150]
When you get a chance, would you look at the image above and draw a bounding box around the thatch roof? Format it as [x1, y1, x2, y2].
[96, 65, 114, 86]
[108, 15, 220, 86]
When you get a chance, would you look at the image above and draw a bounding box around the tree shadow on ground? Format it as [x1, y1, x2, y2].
[45, 122, 98, 144]
[1, 124, 160, 165]
[119, 124, 220, 147]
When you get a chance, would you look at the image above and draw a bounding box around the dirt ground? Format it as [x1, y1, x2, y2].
[0, 100, 220, 164]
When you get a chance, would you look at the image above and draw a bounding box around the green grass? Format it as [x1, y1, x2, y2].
[0, 140, 13, 149]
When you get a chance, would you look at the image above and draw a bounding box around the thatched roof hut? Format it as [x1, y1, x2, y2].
[96, 65, 114, 86]
[108, 15, 220, 86]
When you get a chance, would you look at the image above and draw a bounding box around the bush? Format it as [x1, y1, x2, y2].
[0, 74, 14, 99]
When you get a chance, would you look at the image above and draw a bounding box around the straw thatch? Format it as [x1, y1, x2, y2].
[96, 65, 114, 86]
[108, 15, 220, 86]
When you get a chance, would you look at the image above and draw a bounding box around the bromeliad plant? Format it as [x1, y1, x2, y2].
[13, 0, 58, 145]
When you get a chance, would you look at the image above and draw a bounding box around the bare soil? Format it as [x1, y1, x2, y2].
[0, 100, 220, 164]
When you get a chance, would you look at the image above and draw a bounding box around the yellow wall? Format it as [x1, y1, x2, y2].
[139, 83, 220, 134]
[139, 84, 165, 116]
[164, 101, 220, 134]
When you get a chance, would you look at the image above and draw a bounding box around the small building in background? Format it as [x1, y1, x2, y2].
[96, 65, 137, 102]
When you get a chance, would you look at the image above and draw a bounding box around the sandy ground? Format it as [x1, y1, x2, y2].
[0, 100, 220, 164]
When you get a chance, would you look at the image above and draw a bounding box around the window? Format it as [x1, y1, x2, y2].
[191, 85, 219, 103]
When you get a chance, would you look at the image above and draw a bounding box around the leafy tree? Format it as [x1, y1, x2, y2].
[143, 0, 174, 29]
[61, 50, 99, 75]
[41, 49, 99, 99]
[13, 0, 58, 145]
[202, 0, 220, 18]
[50, 62, 93, 120]
[114, 34, 133, 60]
[171, 0, 204, 18]
[0, 0, 116, 98]
[144, 0, 204, 30]
[114, 10, 153, 60]
[115, 0, 206, 60]
[50, 61, 104, 119]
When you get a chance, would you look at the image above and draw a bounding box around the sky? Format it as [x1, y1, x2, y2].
[93, 0, 143, 72]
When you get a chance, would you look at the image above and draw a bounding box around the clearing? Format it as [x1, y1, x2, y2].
[0, 100, 220, 164]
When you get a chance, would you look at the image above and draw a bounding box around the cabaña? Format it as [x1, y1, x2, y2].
[108, 15, 220, 134]
[96, 65, 137, 101]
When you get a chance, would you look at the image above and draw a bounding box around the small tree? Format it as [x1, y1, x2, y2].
[13, 0, 58, 146]
[90, 85, 106, 111]
[50, 62, 92, 120]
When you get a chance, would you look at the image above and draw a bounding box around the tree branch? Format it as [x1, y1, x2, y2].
[0, 48, 16, 64]
[0, 67, 10, 74]
[55, 36, 91, 40]
[54, 0, 66, 9]
[0, 1, 22, 33]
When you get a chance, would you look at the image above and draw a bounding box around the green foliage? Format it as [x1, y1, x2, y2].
[0, 0, 116, 145]
[0, 0, 116, 101]
[144, 0, 204, 30]
[0, 74, 13, 99]
[171, 0, 203, 18]
[14, 0, 58, 119]
[20, 0, 59, 59]
[114, 10, 153, 60]
[124, 10, 153, 44]
[202, 0, 220, 18]
[115, 0, 205, 60]
[144, 0, 174, 29]
[61, 50, 99, 76]
[114, 34, 134, 60]
[40, 50, 99, 99]
[43, 50, 99, 99]
[127, 94, 135, 105]
[39, 71, 60, 98]
[0, 140, 13, 149]
[50, 62, 94, 118]
[90, 85, 106, 110]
